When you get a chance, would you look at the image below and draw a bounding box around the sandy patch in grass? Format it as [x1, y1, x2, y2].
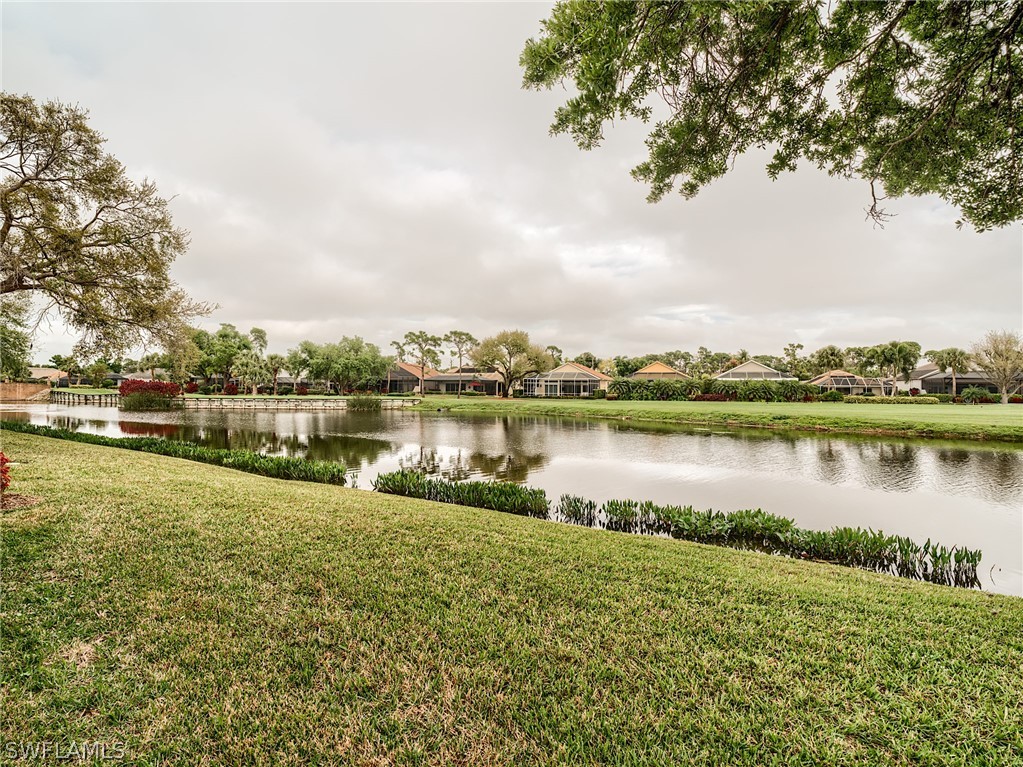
[1, 492, 43, 511]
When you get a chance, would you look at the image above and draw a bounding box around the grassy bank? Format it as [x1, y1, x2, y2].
[2, 431, 1021, 765]
[415, 396, 1023, 442]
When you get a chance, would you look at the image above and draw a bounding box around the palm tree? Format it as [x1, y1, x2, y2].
[266, 353, 287, 396]
[926, 347, 971, 396]
[873, 341, 921, 395]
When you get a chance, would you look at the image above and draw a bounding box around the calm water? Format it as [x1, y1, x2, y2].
[4, 404, 1021, 596]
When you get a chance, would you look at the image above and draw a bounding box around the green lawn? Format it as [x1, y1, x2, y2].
[416, 396, 1023, 442]
[2, 431, 1021, 765]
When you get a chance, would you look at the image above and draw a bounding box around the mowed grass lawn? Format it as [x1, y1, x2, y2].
[419, 397, 1023, 442]
[2, 431, 1021, 765]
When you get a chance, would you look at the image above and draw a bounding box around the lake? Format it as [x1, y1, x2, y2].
[3, 403, 1021, 596]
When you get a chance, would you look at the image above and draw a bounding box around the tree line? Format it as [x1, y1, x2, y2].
[13, 323, 1021, 404]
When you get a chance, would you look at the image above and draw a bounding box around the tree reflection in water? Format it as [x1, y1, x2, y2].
[399, 446, 549, 484]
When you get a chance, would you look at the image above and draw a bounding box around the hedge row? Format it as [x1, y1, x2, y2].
[1, 421, 347, 485]
[844, 395, 940, 404]
[607, 377, 820, 402]
[119, 380, 181, 397]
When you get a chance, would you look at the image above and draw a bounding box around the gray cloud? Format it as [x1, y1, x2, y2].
[5, 2, 1020, 365]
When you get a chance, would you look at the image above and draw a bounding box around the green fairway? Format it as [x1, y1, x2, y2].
[416, 396, 1023, 442]
[2, 431, 1021, 765]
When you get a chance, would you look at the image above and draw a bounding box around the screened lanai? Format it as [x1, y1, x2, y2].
[522, 362, 611, 397]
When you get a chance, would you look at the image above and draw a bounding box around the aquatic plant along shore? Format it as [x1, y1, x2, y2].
[1, 421, 347, 485]
[373, 471, 982, 589]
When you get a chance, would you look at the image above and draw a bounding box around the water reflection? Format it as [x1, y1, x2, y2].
[399, 446, 549, 483]
[3, 404, 1021, 595]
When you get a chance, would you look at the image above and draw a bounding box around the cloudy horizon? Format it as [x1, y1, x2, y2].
[4, 2, 1021, 365]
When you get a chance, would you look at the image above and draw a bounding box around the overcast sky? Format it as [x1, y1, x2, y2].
[5, 2, 1021, 364]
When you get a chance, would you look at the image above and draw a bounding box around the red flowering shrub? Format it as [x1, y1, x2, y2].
[690, 393, 731, 402]
[222, 383, 239, 396]
[0, 452, 10, 493]
[119, 380, 181, 397]
[909, 388, 921, 396]
[296, 386, 309, 396]
[184, 382, 199, 393]
[1010, 396, 1022, 404]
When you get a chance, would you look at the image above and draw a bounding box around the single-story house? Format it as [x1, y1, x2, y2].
[712, 360, 797, 381]
[28, 367, 66, 383]
[123, 368, 169, 382]
[522, 362, 612, 398]
[808, 369, 891, 396]
[914, 367, 1019, 396]
[630, 361, 689, 381]
[424, 367, 504, 396]
[899, 363, 940, 393]
[384, 362, 439, 394]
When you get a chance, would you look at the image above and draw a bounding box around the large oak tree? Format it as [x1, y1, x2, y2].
[472, 330, 551, 398]
[521, 1, 1023, 230]
[0, 93, 209, 356]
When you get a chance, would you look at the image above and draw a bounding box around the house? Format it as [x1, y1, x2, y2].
[898, 362, 944, 393]
[521, 362, 612, 397]
[123, 368, 170, 381]
[712, 360, 797, 381]
[384, 362, 439, 394]
[914, 367, 1018, 396]
[28, 367, 66, 383]
[424, 367, 504, 396]
[630, 361, 689, 381]
[808, 369, 891, 396]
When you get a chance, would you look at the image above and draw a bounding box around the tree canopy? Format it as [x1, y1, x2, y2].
[0, 294, 32, 380]
[970, 330, 1023, 403]
[472, 330, 551, 398]
[0, 93, 210, 356]
[521, 1, 1023, 230]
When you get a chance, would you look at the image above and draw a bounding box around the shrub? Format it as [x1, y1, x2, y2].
[735, 380, 769, 402]
[1, 421, 347, 486]
[101, 379, 118, 389]
[121, 392, 179, 411]
[222, 383, 239, 396]
[931, 393, 954, 403]
[347, 394, 382, 411]
[591, 388, 606, 399]
[184, 382, 200, 394]
[458, 389, 486, 397]
[961, 387, 994, 404]
[119, 380, 181, 397]
[909, 388, 921, 396]
[690, 393, 731, 402]
[778, 380, 813, 402]
[709, 380, 740, 399]
[1010, 396, 1022, 404]
[277, 386, 294, 396]
[844, 395, 939, 404]
[296, 386, 309, 396]
[0, 451, 10, 493]
[818, 390, 845, 402]
[199, 385, 214, 395]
